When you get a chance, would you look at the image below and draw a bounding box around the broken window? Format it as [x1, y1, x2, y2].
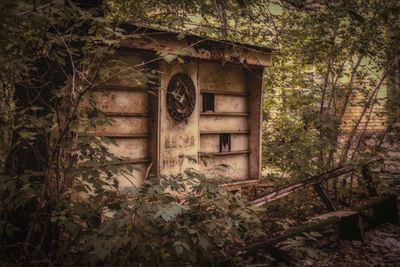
[202, 93, 215, 112]
[219, 133, 231, 152]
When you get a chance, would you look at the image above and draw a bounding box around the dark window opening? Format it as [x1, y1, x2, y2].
[202, 93, 215, 112]
[219, 133, 231, 152]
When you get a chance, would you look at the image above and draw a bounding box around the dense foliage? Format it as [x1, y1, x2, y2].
[0, 1, 267, 265]
[263, 0, 400, 177]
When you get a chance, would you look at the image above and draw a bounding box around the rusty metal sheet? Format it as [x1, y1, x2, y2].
[231, 134, 249, 151]
[114, 163, 147, 188]
[199, 154, 249, 181]
[200, 116, 248, 132]
[116, 53, 147, 66]
[89, 90, 148, 113]
[198, 62, 247, 92]
[215, 95, 248, 113]
[104, 138, 148, 159]
[93, 117, 148, 135]
[200, 135, 219, 153]
[106, 54, 149, 87]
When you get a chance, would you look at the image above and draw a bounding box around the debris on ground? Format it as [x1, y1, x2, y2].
[282, 223, 400, 267]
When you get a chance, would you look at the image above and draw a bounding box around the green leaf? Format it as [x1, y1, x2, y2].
[162, 54, 176, 63]
[177, 32, 185, 40]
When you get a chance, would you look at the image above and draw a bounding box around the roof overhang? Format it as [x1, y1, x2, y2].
[119, 25, 273, 68]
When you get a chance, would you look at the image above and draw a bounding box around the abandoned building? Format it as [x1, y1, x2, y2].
[85, 27, 273, 187]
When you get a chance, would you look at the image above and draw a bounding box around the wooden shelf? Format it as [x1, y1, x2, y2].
[104, 112, 148, 117]
[200, 130, 250, 135]
[201, 90, 249, 96]
[89, 133, 149, 138]
[200, 112, 249, 117]
[199, 150, 250, 156]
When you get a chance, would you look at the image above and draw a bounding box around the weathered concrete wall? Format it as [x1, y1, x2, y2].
[158, 60, 200, 176]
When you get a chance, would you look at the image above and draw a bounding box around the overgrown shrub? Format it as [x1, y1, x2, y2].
[0, 169, 264, 266]
[59, 170, 264, 266]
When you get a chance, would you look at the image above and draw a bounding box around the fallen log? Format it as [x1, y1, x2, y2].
[252, 157, 380, 206]
[226, 195, 397, 260]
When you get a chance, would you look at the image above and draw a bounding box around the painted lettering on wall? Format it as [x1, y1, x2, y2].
[165, 135, 195, 149]
[162, 157, 179, 168]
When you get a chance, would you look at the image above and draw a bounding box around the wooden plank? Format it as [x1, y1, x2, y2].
[221, 179, 270, 192]
[221, 179, 260, 187]
[227, 195, 396, 258]
[252, 157, 380, 206]
[229, 216, 341, 257]
[313, 183, 336, 211]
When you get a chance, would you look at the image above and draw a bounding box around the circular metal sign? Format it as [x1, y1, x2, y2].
[167, 73, 196, 122]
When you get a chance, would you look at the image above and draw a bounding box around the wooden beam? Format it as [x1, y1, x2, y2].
[120, 32, 273, 67]
[253, 157, 380, 206]
[227, 195, 396, 259]
[313, 183, 336, 211]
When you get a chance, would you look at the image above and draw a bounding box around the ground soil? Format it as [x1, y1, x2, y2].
[273, 223, 400, 267]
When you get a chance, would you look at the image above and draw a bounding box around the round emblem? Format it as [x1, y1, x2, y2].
[167, 73, 196, 122]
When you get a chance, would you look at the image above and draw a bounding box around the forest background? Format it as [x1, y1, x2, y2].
[1, 0, 400, 265]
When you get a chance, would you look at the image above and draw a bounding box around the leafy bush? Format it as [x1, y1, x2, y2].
[0, 169, 264, 266]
